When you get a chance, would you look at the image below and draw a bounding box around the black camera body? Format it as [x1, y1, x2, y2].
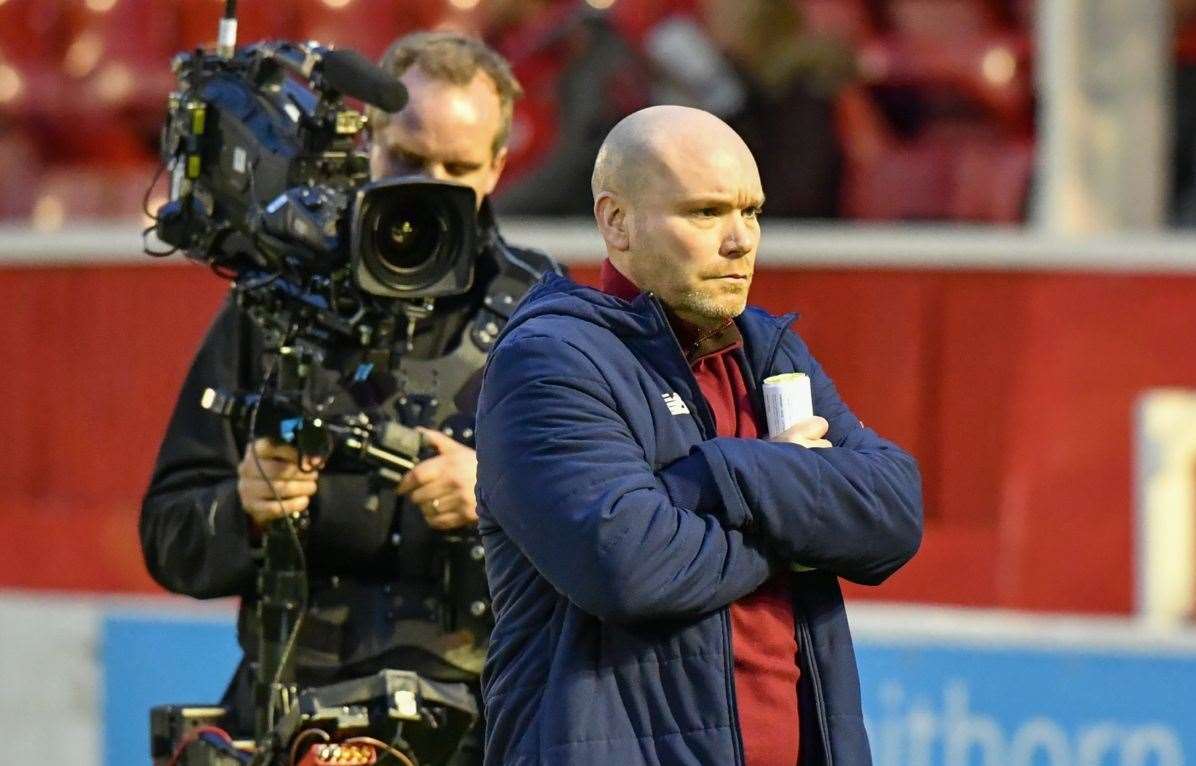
[153, 40, 479, 352]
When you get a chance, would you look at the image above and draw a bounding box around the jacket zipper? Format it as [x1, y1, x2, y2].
[722, 610, 748, 766]
[798, 612, 834, 764]
[757, 320, 835, 760]
[740, 316, 792, 427]
[743, 318, 837, 762]
[647, 295, 746, 766]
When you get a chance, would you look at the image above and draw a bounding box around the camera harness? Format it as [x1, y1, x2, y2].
[143, 4, 562, 758]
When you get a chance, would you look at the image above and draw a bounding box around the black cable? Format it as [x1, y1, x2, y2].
[287, 727, 330, 765]
[247, 355, 311, 740]
[142, 223, 178, 258]
[141, 162, 179, 257]
[142, 160, 167, 221]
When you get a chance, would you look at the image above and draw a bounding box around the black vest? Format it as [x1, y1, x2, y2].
[238, 220, 562, 681]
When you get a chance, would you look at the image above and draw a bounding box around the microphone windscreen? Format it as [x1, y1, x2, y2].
[321, 49, 408, 113]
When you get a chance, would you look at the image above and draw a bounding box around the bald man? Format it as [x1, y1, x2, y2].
[474, 106, 922, 765]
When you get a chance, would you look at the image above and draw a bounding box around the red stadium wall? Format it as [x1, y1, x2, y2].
[4, 262, 1195, 614]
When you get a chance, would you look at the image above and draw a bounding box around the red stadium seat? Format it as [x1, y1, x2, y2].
[948, 137, 1032, 222]
[884, 0, 1004, 38]
[797, 0, 877, 42]
[31, 161, 159, 225]
[176, 0, 295, 50]
[486, 1, 592, 186]
[608, 0, 699, 46]
[841, 140, 955, 220]
[0, 0, 63, 61]
[835, 85, 893, 166]
[59, 0, 177, 75]
[41, 111, 154, 165]
[858, 32, 1034, 136]
[836, 6, 1036, 225]
[0, 129, 42, 219]
[841, 133, 1032, 222]
[57, 0, 177, 119]
[293, 0, 445, 61]
[0, 0, 69, 121]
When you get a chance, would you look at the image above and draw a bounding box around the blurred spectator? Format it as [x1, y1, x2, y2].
[489, 0, 650, 216]
[638, 0, 853, 218]
[0, 0, 1039, 224]
[1172, 0, 1196, 224]
[695, 0, 855, 218]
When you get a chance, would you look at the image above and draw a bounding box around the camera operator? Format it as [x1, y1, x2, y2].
[139, 31, 560, 763]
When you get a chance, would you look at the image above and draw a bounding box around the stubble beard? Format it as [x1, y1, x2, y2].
[672, 281, 748, 327]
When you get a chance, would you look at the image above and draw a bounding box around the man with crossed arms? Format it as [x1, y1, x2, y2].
[474, 105, 922, 765]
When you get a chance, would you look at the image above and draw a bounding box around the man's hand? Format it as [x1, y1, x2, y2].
[396, 427, 479, 531]
[769, 416, 832, 449]
[237, 438, 321, 528]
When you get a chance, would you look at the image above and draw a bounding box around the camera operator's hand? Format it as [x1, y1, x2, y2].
[237, 437, 322, 528]
[396, 428, 478, 531]
[769, 416, 833, 449]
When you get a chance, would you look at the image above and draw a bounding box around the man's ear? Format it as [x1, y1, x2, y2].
[594, 192, 630, 251]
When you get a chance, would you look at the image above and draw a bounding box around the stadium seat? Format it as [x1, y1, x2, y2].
[58, 0, 177, 118]
[176, 0, 295, 50]
[883, 0, 1004, 39]
[858, 32, 1034, 136]
[841, 132, 1031, 222]
[0, 128, 42, 219]
[948, 137, 1032, 222]
[31, 161, 159, 226]
[0, 0, 69, 121]
[293, 0, 445, 61]
[797, 0, 877, 42]
[0, 0, 62, 60]
[837, 83, 1031, 222]
[608, 0, 699, 46]
[841, 140, 955, 220]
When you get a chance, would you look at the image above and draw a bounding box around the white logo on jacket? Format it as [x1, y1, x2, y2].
[661, 392, 691, 415]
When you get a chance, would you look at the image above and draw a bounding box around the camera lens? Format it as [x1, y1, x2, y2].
[352, 179, 478, 298]
[370, 198, 443, 275]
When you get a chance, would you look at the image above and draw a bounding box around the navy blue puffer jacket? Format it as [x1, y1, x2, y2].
[475, 273, 922, 765]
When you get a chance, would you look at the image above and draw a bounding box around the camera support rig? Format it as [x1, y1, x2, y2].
[147, 3, 489, 764]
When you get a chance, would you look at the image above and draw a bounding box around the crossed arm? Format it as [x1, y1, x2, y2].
[475, 333, 923, 623]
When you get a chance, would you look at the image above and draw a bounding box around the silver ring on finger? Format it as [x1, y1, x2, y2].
[431, 497, 441, 511]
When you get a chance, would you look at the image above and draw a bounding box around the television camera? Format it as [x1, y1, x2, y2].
[145, 4, 490, 764]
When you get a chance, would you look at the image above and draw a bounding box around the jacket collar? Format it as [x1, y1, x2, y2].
[599, 259, 640, 302]
[598, 260, 742, 363]
[499, 272, 797, 373]
[735, 306, 798, 380]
